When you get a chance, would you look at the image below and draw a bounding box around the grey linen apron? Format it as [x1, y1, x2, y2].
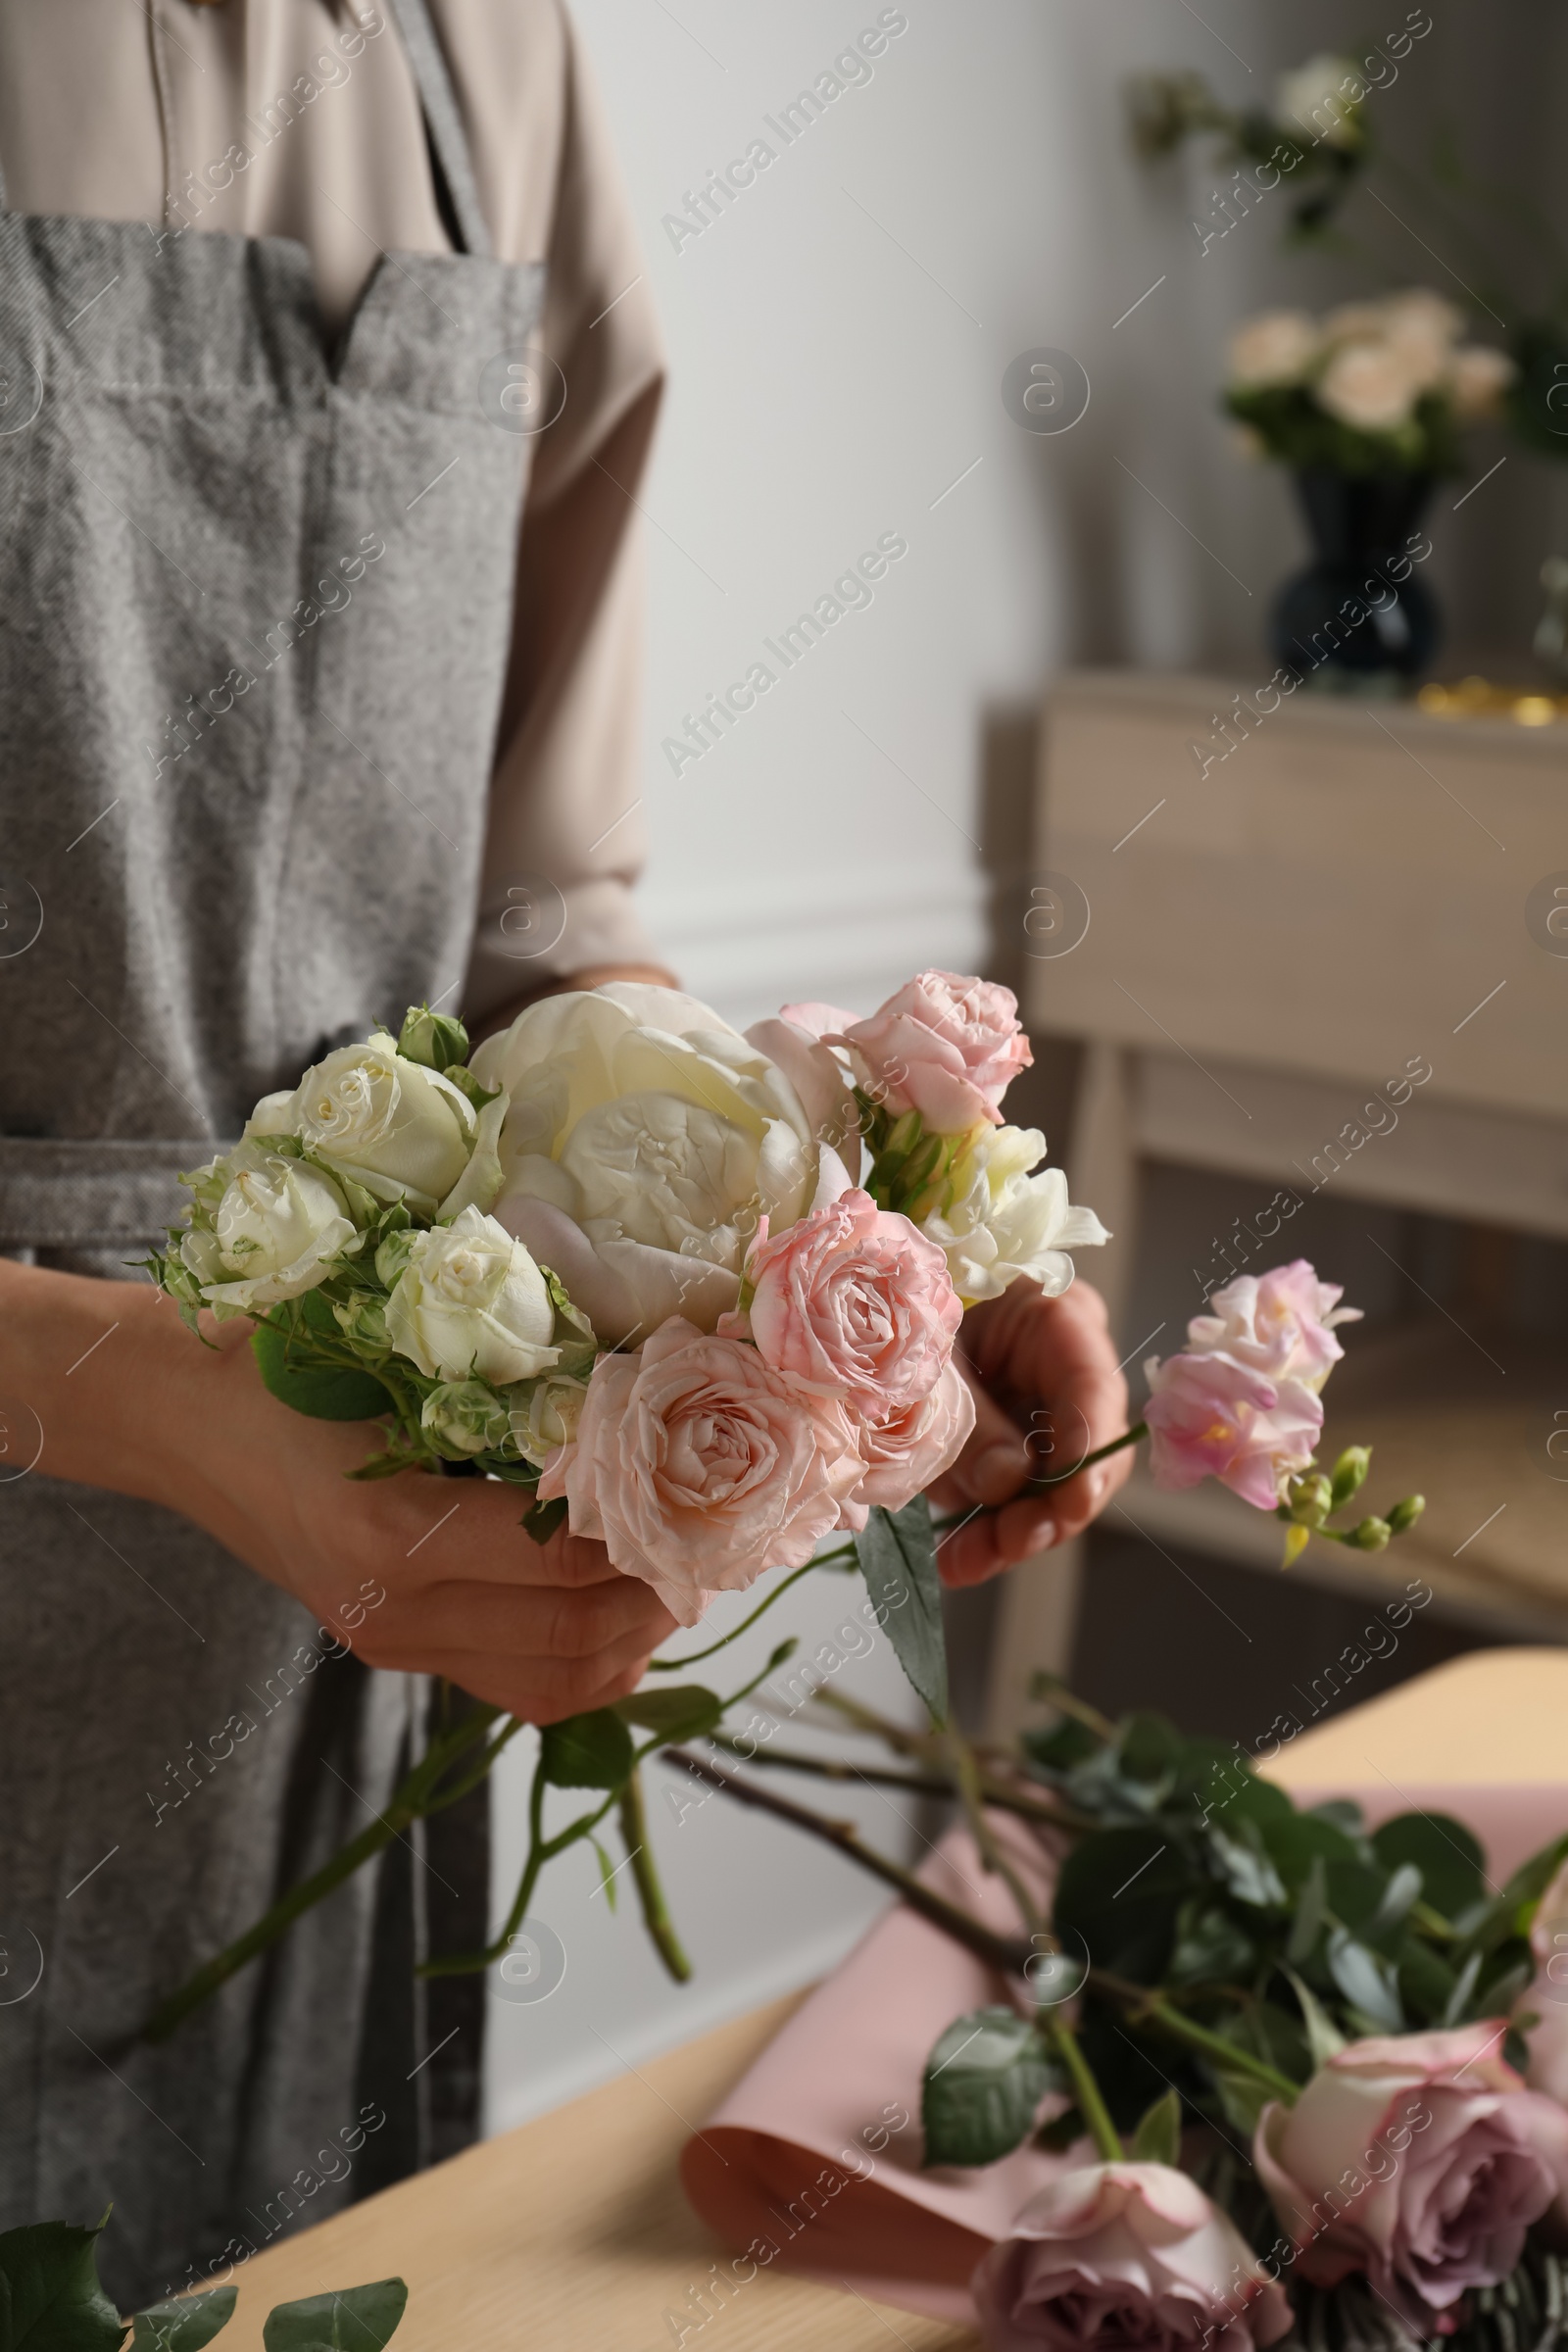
[0, 1, 543, 2307]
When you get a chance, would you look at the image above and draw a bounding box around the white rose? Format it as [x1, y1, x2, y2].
[917, 1126, 1109, 1305]
[1228, 311, 1320, 390]
[471, 984, 835, 1348]
[385, 1205, 559, 1384]
[1448, 343, 1515, 420]
[1317, 339, 1421, 432]
[180, 1146, 358, 1312]
[507, 1370, 591, 1469]
[1276, 53, 1364, 148]
[251, 1032, 475, 1214]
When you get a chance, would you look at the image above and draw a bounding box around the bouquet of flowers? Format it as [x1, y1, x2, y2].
[141, 976, 1423, 2036]
[1224, 291, 1513, 476]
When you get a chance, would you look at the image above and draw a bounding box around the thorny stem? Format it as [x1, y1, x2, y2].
[618, 1768, 691, 1984]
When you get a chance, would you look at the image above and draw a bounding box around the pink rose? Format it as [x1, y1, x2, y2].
[972, 2163, 1292, 2352]
[746, 1188, 961, 1420]
[840, 970, 1033, 1133]
[1143, 1348, 1321, 1510]
[848, 1359, 976, 1518]
[1187, 1261, 1361, 1392]
[1517, 1859, 1568, 2107]
[538, 1319, 863, 1625]
[1253, 2024, 1568, 2327]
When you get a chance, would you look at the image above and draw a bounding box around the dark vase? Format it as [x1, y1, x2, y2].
[1270, 467, 1440, 691]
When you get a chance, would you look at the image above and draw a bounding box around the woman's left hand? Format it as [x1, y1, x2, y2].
[929, 1276, 1131, 1588]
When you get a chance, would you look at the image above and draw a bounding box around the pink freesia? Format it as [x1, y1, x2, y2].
[1143, 1348, 1321, 1510]
[1253, 2023, 1568, 2328]
[1516, 1858, 1568, 2110]
[746, 1188, 961, 1421]
[848, 1359, 976, 1517]
[537, 1319, 863, 1626]
[840, 970, 1033, 1133]
[1187, 1261, 1361, 1393]
[972, 2162, 1292, 2352]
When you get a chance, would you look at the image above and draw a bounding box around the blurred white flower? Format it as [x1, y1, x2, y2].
[1318, 339, 1421, 431]
[1277, 53, 1364, 149]
[1448, 343, 1516, 420]
[1228, 310, 1320, 390]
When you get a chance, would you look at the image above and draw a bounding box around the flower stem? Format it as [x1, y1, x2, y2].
[1043, 2013, 1123, 2162]
[618, 1769, 691, 1983]
[1091, 1971, 1298, 2101]
[649, 1554, 827, 1672]
[1029, 1422, 1148, 1490]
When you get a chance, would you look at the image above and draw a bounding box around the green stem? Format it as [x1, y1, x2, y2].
[1092, 1972, 1298, 2102]
[1044, 2013, 1123, 2162]
[947, 1723, 1049, 1941]
[705, 1736, 1090, 1835]
[1030, 1422, 1147, 1490]
[649, 1555, 828, 1671]
[618, 1769, 691, 1983]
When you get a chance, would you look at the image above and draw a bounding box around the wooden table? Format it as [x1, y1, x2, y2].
[210, 1648, 1568, 2349]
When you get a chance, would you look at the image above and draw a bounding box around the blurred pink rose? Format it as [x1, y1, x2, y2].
[746, 1188, 961, 1420]
[538, 1319, 862, 1625]
[840, 970, 1033, 1132]
[1187, 1261, 1360, 1393]
[847, 1358, 977, 1518]
[1517, 1858, 1568, 2107]
[1143, 1348, 1321, 1510]
[972, 2162, 1292, 2352]
[1253, 2023, 1568, 2327]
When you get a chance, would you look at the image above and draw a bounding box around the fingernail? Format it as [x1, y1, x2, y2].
[969, 1441, 1026, 1505]
[1090, 1469, 1109, 1507]
[1034, 1519, 1057, 1552]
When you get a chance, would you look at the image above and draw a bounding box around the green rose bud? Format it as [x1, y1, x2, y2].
[420, 1379, 512, 1459]
[1329, 1446, 1372, 1509]
[332, 1292, 391, 1351]
[397, 1004, 471, 1073]
[375, 1228, 420, 1289]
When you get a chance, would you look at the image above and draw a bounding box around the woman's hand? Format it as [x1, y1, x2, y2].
[930, 1276, 1131, 1589]
[7, 1261, 675, 1723]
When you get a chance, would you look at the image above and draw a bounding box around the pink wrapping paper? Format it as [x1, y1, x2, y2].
[679, 1779, 1568, 2325]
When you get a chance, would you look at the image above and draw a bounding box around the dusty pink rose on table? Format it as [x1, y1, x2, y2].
[834, 970, 1033, 1133]
[537, 1319, 863, 1625]
[745, 1188, 961, 1420]
[972, 2162, 1292, 2352]
[844, 1359, 977, 1520]
[1186, 1261, 1360, 1392]
[1517, 1858, 1568, 2108]
[1143, 1348, 1321, 1510]
[1253, 2023, 1568, 2328]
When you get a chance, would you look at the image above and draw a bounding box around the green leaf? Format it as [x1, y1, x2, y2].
[921, 2007, 1051, 2168]
[615, 1686, 723, 1744]
[1372, 1814, 1484, 1924]
[1132, 2087, 1182, 2165]
[1326, 1927, 1404, 2033]
[0, 2221, 125, 2352]
[540, 1708, 634, 1791]
[855, 1496, 947, 1726]
[262, 2279, 408, 2351]
[1207, 1822, 1286, 1910]
[131, 2288, 238, 2349]
[520, 1495, 568, 1546]
[590, 1836, 618, 1913]
[1054, 1829, 1190, 1984]
[251, 1322, 391, 1423]
[1278, 1962, 1347, 2067]
[1212, 2065, 1274, 2135]
[1286, 1856, 1329, 1965]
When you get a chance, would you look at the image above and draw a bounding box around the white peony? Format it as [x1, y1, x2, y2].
[385, 1205, 559, 1385]
[179, 1145, 358, 1312]
[1317, 339, 1421, 432]
[1276, 53, 1364, 149]
[471, 984, 849, 1348]
[1448, 343, 1515, 419]
[915, 1125, 1109, 1305]
[249, 1032, 476, 1216]
[1228, 311, 1320, 390]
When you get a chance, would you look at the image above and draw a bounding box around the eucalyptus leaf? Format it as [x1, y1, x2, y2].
[615, 1686, 723, 1744]
[1212, 2066, 1274, 2135]
[0, 2221, 124, 2352]
[540, 1709, 634, 1791]
[1326, 1927, 1404, 2033]
[1132, 2087, 1182, 2166]
[131, 2288, 238, 2350]
[1278, 1962, 1348, 2067]
[922, 2007, 1050, 2168]
[1363, 1862, 1425, 1949]
[262, 2279, 408, 2351]
[1207, 1823, 1286, 1910]
[1441, 1948, 1485, 2029]
[1287, 1856, 1328, 1965]
[1372, 1814, 1484, 1923]
[855, 1496, 947, 1726]
[251, 1323, 391, 1424]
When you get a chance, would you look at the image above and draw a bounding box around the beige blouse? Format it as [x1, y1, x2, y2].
[0, 0, 665, 1020]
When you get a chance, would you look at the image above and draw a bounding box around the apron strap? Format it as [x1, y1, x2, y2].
[385, 0, 494, 261]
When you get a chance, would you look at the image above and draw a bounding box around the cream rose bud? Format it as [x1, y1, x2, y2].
[1228, 310, 1320, 390]
[180, 1147, 358, 1313]
[916, 1126, 1108, 1305]
[385, 1206, 560, 1386]
[507, 1370, 590, 1469]
[251, 1032, 475, 1212]
[1318, 341, 1421, 433]
[421, 1379, 513, 1458]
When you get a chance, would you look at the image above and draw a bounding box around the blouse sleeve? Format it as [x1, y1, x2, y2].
[454, 0, 666, 1020]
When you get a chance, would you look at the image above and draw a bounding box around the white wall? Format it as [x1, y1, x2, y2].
[484, 0, 1559, 2132]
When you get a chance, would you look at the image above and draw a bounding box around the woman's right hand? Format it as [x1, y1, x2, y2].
[8, 1260, 676, 1723]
